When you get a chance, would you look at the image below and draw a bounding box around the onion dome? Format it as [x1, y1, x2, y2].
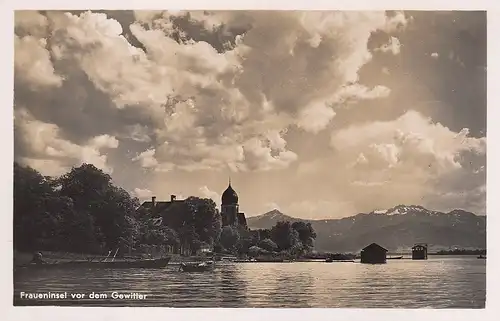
[221, 181, 238, 205]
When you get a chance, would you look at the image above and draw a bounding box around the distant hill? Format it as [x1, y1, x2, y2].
[245, 209, 299, 229]
[246, 205, 486, 253]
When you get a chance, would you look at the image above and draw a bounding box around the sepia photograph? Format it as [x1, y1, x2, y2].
[11, 7, 487, 309]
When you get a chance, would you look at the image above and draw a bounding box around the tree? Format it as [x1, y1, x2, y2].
[13, 161, 230, 257]
[59, 208, 105, 253]
[291, 221, 317, 250]
[257, 228, 271, 240]
[271, 221, 300, 251]
[186, 197, 222, 246]
[258, 238, 278, 252]
[57, 164, 140, 252]
[58, 164, 112, 210]
[14, 163, 62, 251]
[98, 186, 140, 250]
[160, 197, 221, 250]
[236, 229, 259, 254]
[140, 219, 179, 247]
[248, 246, 266, 257]
[219, 226, 240, 252]
[288, 242, 305, 258]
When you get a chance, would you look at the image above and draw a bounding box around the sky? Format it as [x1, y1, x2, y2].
[13, 10, 487, 219]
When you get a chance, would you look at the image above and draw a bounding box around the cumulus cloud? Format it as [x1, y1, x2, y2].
[199, 186, 221, 205]
[15, 11, 407, 174]
[115, 11, 405, 172]
[332, 110, 485, 173]
[15, 11, 49, 38]
[132, 149, 159, 169]
[243, 137, 298, 171]
[384, 11, 410, 31]
[296, 102, 337, 133]
[15, 36, 64, 89]
[14, 10, 484, 219]
[333, 84, 391, 106]
[375, 36, 402, 55]
[132, 188, 154, 200]
[15, 108, 119, 175]
[321, 110, 485, 213]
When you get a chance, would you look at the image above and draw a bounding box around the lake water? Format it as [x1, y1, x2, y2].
[13, 256, 486, 308]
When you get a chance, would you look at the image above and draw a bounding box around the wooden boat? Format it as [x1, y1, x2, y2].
[179, 261, 215, 272]
[326, 253, 356, 262]
[387, 256, 403, 260]
[325, 259, 355, 263]
[15, 257, 171, 270]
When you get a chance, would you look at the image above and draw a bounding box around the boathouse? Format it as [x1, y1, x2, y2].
[360, 243, 388, 264]
[412, 243, 428, 260]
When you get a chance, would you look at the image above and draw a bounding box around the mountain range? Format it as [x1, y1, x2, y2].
[246, 205, 486, 253]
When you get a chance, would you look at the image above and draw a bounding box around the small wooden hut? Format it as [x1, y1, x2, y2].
[360, 243, 388, 264]
[412, 243, 428, 260]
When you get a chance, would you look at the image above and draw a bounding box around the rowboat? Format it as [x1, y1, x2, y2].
[179, 261, 215, 272]
[15, 257, 171, 270]
[387, 256, 403, 260]
[326, 253, 356, 262]
[325, 259, 355, 263]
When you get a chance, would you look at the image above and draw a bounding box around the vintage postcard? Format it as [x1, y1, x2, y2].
[10, 5, 488, 311]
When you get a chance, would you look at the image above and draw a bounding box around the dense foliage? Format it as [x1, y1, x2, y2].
[14, 162, 316, 258]
[13, 163, 221, 256]
[218, 222, 317, 258]
[435, 248, 486, 255]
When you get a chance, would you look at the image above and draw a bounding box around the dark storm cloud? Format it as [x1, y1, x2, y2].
[358, 11, 486, 137]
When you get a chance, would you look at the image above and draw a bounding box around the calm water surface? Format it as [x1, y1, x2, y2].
[14, 256, 485, 308]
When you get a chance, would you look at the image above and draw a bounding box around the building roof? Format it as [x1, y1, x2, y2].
[237, 212, 247, 226]
[139, 200, 184, 215]
[222, 182, 238, 205]
[412, 243, 428, 249]
[362, 243, 388, 252]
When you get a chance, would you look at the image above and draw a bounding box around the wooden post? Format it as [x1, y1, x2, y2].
[111, 249, 119, 262]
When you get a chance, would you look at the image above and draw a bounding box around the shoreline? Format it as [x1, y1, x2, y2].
[14, 249, 484, 267]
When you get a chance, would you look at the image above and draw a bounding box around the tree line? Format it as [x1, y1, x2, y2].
[434, 248, 486, 255]
[14, 162, 316, 257]
[217, 221, 317, 258]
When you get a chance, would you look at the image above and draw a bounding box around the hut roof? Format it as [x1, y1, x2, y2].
[362, 243, 388, 252]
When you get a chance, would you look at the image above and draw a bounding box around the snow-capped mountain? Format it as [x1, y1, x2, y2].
[246, 205, 486, 252]
[372, 205, 432, 216]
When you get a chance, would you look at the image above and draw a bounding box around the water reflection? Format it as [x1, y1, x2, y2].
[14, 257, 485, 308]
[216, 265, 248, 307]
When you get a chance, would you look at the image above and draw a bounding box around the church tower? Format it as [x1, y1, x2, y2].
[221, 178, 239, 227]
